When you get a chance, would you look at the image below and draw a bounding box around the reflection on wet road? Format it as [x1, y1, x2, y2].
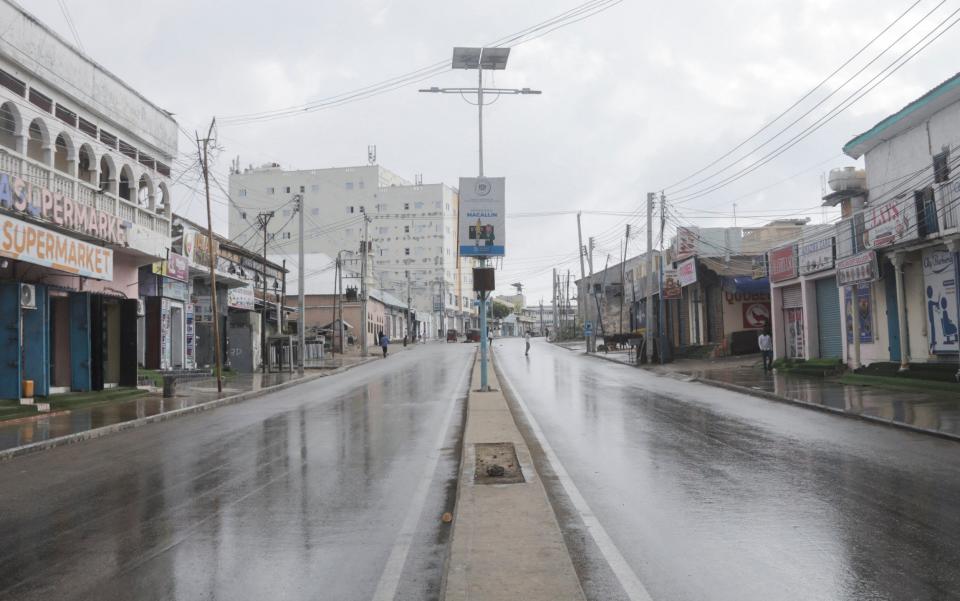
[496, 338, 960, 601]
[0, 344, 473, 601]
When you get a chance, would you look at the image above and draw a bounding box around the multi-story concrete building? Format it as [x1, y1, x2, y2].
[228, 163, 477, 337]
[0, 0, 175, 399]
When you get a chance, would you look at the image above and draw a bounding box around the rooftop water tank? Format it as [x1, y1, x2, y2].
[828, 166, 866, 192]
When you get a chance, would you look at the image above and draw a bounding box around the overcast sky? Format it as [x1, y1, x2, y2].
[27, 0, 960, 303]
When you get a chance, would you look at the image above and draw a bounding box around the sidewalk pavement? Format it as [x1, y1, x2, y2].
[554, 340, 960, 441]
[0, 353, 378, 457]
[444, 352, 585, 601]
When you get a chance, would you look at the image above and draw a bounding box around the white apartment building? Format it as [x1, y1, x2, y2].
[228, 163, 478, 337]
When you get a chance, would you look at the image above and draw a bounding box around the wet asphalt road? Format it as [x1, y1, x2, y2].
[495, 338, 960, 601]
[0, 343, 473, 601]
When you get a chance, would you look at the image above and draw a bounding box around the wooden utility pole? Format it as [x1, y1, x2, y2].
[196, 118, 223, 393]
[360, 210, 370, 356]
[257, 211, 275, 372]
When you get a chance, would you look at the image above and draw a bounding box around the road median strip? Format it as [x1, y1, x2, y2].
[443, 352, 585, 601]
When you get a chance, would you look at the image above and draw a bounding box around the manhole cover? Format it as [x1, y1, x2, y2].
[473, 442, 524, 484]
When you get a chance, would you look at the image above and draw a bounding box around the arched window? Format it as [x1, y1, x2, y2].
[78, 144, 96, 184]
[137, 173, 153, 208]
[99, 155, 115, 193]
[54, 133, 74, 173]
[156, 182, 170, 215]
[27, 118, 49, 163]
[118, 165, 135, 202]
[0, 102, 21, 150]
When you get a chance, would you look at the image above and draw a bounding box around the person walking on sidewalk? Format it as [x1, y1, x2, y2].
[758, 325, 773, 372]
[524, 331, 531, 356]
[379, 331, 389, 358]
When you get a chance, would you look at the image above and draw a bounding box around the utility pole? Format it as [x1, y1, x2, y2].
[196, 118, 223, 393]
[620, 224, 630, 335]
[645, 192, 655, 364]
[587, 236, 596, 352]
[296, 193, 305, 372]
[576, 212, 588, 349]
[360, 209, 370, 357]
[257, 211, 275, 372]
[659, 192, 668, 364]
[281, 259, 287, 332]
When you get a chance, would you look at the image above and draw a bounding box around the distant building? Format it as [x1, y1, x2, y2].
[228, 163, 478, 337]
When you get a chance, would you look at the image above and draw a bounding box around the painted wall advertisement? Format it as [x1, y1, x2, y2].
[677, 257, 697, 287]
[844, 284, 873, 344]
[922, 248, 958, 354]
[799, 235, 834, 275]
[458, 177, 505, 257]
[182, 227, 219, 268]
[836, 250, 878, 286]
[769, 244, 797, 282]
[867, 196, 917, 248]
[785, 308, 805, 358]
[0, 213, 113, 280]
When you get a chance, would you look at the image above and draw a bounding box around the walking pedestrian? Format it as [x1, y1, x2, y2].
[379, 331, 389, 358]
[524, 331, 531, 356]
[758, 325, 773, 373]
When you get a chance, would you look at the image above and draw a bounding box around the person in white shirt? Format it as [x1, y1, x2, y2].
[524, 331, 532, 356]
[757, 325, 773, 373]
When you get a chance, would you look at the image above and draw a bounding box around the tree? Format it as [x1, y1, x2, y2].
[491, 300, 512, 319]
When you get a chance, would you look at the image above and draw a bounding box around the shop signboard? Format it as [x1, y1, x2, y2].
[836, 250, 878, 286]
[160, 277, 188, 302]
[677, 257, 697, 287]
[769, 245, 797, 282]
[0, 171, 127, 245]
[662, 268, 681, 299]
[866, 196, 917, 248]
[458, 177, 505, 257]
[675, 227, 697, 260]
[0, 213, 113, 280]
[844, 284, 874, 344]
[167, 252, 189, 282]
[799, 235, 834, 275]
[182, 227, 219, 269]
[921, 248, 958, 354]
[228, 285, 256, 310]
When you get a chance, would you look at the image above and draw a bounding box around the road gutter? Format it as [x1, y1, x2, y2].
[443, 352, 586, 601]
[0, 358, 378, 462]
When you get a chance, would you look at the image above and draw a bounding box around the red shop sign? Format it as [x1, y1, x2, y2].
[769, 245, 797, 283]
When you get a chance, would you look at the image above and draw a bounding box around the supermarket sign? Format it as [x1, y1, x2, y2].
[0, 213, 113, 280]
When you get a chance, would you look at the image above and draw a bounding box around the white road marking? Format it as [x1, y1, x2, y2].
[499, 367, 656, 601]
[371, 357, 472, 601]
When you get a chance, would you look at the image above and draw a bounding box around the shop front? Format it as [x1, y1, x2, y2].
[139, 251, 189, 370]
[0, 208, 140, 398]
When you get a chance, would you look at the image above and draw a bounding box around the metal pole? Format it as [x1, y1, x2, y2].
[197, 119, 223, 393]
[645, 192, 654, 364]
[478, 66, 484, 177]
[360, 213, 370, 357]
[297, 194, 305, 372]
[259, 211, 274, 373]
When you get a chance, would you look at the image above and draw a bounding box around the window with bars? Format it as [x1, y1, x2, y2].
[934, 150, 951, 184]
[0, 68, 25, 96]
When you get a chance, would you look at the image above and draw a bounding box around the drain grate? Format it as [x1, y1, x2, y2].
[473, 442, 524, 484]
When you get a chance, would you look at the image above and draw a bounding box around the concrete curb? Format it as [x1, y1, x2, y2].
[0, 357, 378, 462]
[567, 344, 960, 443]
[692, 376, 960, 444]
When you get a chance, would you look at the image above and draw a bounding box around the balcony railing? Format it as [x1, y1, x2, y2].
[0, 150, 170, 237]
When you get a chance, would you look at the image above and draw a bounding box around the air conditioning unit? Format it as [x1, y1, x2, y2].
[20, 283, 36, 310]
[137, 299, 146, 316]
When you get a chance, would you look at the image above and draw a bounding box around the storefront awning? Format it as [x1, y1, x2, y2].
[724, 276, 770, 295]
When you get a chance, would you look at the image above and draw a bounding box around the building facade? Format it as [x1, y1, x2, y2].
[228, 163, 477, 337]
[0, 1, 175, 397]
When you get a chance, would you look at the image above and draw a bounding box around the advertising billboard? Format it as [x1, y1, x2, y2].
[769, 245, 797, 282]
[458, 177, 505, 257]
[922, 248, 958, 354]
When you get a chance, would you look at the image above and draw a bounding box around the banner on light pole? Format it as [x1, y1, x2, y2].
[458, 177, 505, 257]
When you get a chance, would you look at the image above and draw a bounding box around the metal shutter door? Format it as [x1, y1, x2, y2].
[815, 277, 842, 358]
[781, 284, 803, 309]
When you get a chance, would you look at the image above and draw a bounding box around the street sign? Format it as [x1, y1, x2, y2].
[584, 321, 593, 336]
